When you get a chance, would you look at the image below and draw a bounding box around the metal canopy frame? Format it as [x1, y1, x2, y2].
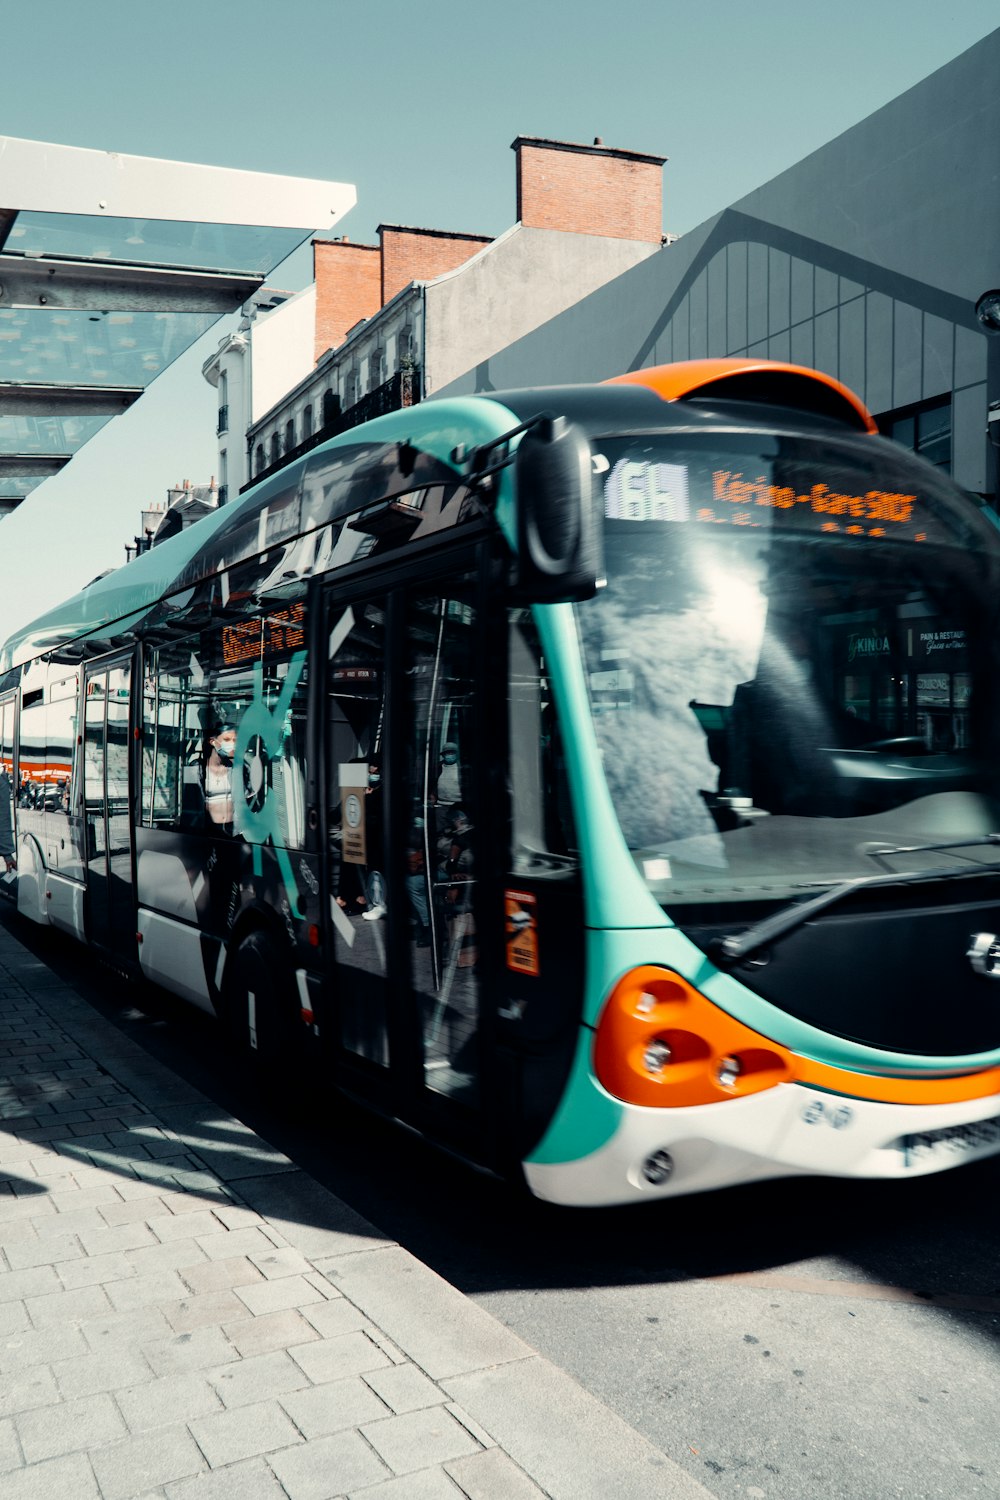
[0, 135, 356, 512]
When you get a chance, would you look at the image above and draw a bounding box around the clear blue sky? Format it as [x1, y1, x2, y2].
[1, 0, 997, 641]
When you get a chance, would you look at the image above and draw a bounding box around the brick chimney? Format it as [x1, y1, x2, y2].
[512, 136, 666, 242]
[378, 225, 494, 305]
[313, 238, 381, 361]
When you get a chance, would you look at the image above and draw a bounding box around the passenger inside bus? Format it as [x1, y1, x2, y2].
[204, 723, 236, 832]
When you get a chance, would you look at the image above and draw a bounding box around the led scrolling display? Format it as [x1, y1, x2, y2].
[221, 602, 305, 667]
[604, 457, 927, 542]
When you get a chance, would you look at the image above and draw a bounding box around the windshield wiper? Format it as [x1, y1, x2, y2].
[867, 833, 1000, 861]
[713, 856, 1000, 966]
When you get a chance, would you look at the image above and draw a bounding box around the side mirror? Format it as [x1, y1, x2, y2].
[514, 416, 604, 602]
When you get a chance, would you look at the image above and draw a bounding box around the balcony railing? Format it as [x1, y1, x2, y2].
[216, 404, 229, 436]
[243, 367, 422, 492]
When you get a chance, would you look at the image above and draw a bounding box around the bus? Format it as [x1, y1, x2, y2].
[3, 356, 1000, 1206]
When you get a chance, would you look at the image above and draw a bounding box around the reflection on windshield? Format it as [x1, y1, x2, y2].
[577, 432, 1000, 904]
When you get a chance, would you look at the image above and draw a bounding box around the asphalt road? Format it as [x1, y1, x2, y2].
[6, 906, 999, 1500]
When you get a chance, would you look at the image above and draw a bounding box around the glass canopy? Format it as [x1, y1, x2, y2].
[0, 136, 356, 514]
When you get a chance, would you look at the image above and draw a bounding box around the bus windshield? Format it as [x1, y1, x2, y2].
[576, 429, 1000, 908]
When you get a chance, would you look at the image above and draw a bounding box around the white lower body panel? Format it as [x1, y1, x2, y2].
[523, 1080, 1000, 1207]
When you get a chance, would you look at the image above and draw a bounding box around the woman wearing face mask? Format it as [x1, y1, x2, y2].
[205, 723, 236, 831]
[436, 742, 461, 807]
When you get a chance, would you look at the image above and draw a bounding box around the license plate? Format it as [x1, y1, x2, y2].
[900, 1114, 1000, 1168]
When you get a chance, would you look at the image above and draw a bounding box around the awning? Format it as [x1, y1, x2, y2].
[0, 136, 355, 516]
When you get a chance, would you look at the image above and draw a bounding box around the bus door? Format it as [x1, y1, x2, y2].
[83, 656, 136, 960]
[325, 571, 489, 1150]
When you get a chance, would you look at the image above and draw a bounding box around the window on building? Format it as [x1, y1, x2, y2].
[285, 419, 295, 455]
[302, 404, 313, 439]
[255, 444, 265, 476]
[322, 389, 338, 428]
[217, 372, 229, 436]
[881, 396, 952, 473]
[271, 433, 281, 466]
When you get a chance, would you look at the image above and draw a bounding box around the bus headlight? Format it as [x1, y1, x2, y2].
[594, 966, 794, 1108]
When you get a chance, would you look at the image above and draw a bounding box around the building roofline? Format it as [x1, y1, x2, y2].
[376, 223, 493, 244]
[510, 134, 667, 167]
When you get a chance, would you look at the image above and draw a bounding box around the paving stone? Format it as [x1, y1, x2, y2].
[222, 1307, 318, 1358]
[0, 1365, 60, 1418]
[142, 1326, 240, 1376]
[47, 1184, 121, 1212]
[347, 1469, 466, 1500]
[82, 1305, 173, 1351]
[79, 1221, 157, 1256]
[360, 1406, 480, 1475]
[0, 1451, 101, 1499]
[116, 1371, 225, 1434]
[4, 1232, 83, 1270]
[0, 1299, 30, 1335]
[0, 1414, 20, 1474]
[90, 1425, 206, 1500]
[165, 1456, 289, 1500]
[53, 1345, 153, 1398]
[57, 1250, 136, 1289]
[269, 1429, 389, 1498]
[196, 1227, 276, 1261]
[188, 1399, 303, 1468]
[246, 1245, 312, 1280]
[24, 1282, 112, 1328]
[0, 1265, 61, 1303]
[363, 1363, 448, 1415]
[159, 1291, 249, 1334]
[288, 1331, 391, 1384]
[106, 1268, 190, 1312]
[301, 1297, 367, 1340]
[279, 1376, 390, 1439]
[15, 1389, 127, 1463]
[99, 1197, 171, 1227]
[318, 1248, 531, 1382]
[127, 1238, 209, 1276]
[0, 1220, 40, 1248]
[0, 1322, 88, 1370]
[208, 1348, 310, 1408]
[31, 1206, 106, 1240]
[237, 1172, 391, 1262]
[206, 1205, 266, 1231]
[445, 1447, 547, 1499]
[178, 1255, 264, 1297]
[232, 1274, 324, 1316]
[148, 1210, 224, 1242]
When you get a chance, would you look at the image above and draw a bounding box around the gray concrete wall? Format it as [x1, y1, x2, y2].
[423, 225, 659, 394]
[439, 30, 1000, 500]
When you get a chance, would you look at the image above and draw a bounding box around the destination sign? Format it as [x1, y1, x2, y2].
[604, 457, 927, 542]
[222, 602, 305, 667]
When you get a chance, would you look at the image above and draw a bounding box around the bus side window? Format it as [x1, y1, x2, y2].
[508, 610, 577, 871]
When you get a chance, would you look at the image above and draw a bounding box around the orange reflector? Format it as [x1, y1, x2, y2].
[300, 1007, 315, 1026]
[308, 924, 320, 947]
[595, 966, 793, 1108]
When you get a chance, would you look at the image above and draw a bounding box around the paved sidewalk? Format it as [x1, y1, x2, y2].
[0, 919, 713, 1500]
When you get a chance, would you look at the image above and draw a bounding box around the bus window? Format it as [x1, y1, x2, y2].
[143, 622, 307, 844]
[402, 586, 480, 1102]
[508, 609, 577, 873]
[327, 597, 389, 1066]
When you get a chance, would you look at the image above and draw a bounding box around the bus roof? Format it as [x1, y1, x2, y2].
[605, 359, 879, 434]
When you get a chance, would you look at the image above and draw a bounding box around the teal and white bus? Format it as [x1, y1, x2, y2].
[3, 357, 1000, 1205]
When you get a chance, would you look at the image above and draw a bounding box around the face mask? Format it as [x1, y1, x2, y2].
[368, 773, 380, 787]
[442, 753, 457, 765]
[215, 741, 235, 763]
